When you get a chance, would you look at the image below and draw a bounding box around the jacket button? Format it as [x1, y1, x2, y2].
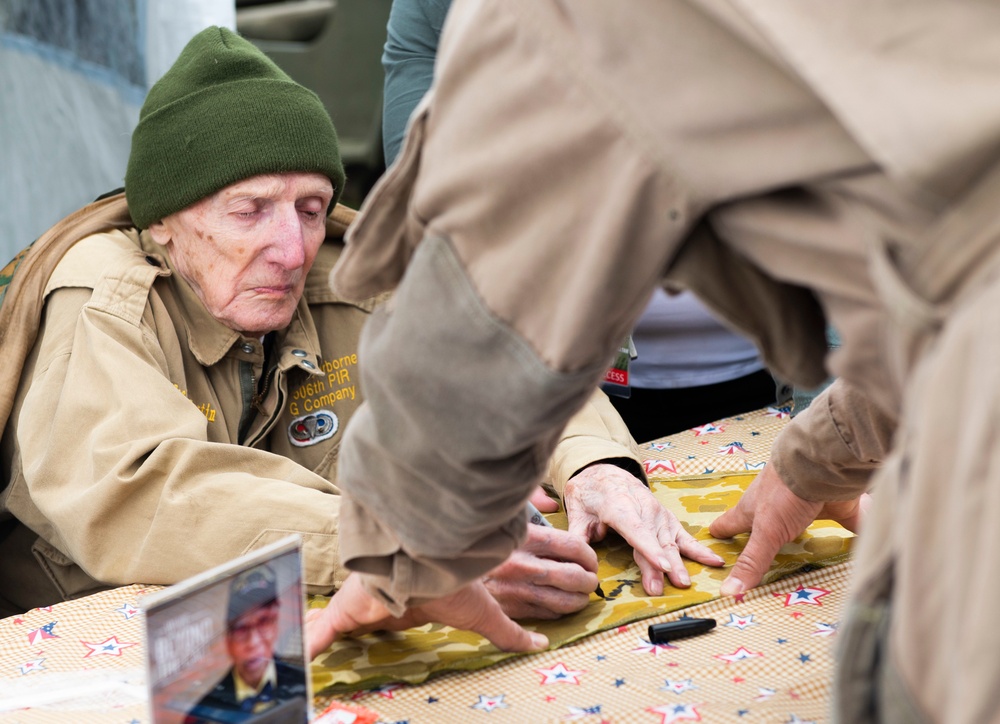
[301, 360, 316, 370]
[292, 349, 308, 357]
[240, 342, 255, 354]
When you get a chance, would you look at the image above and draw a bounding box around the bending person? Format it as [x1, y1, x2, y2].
[310, 3, 995, 721]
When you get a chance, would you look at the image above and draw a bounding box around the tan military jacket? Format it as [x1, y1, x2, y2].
[0, 196, 641, 613]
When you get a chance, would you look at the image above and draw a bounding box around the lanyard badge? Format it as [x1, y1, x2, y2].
[601, 335, 637, 398]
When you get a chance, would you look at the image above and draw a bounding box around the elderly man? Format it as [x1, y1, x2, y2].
[0, 26, 721, 620]
[186, 565, 307, 723]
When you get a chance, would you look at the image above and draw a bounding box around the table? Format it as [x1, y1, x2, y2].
[0, 404, 854, 723]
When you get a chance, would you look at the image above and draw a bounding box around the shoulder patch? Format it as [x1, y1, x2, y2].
[288, 409, 339, 447]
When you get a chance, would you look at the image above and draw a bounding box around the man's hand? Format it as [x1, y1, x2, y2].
[564, 464, 725, 595]
[529, 485, 560, 514]
[708, 463, 870, 596]
[306, 574, 549, 660]
[484, 524, 599, 619]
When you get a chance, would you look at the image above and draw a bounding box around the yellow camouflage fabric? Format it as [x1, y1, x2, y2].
[309, 406, 852, 695]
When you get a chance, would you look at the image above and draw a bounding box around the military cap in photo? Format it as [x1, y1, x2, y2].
[227, 563, 279, 625]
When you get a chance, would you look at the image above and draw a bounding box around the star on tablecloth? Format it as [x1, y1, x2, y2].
[115, 603, 140, 620]
[812, 622, 838, 637]
[692, 423, 724, 436]
[631, 637, 678, 655]
[566, 704, 603, 719]
[774, 586, 830, 606]
[81, 636, 137, 658]
[26, 621, 58, 646]
[644, 459, 678, 475]
[647, 702, 703, 723]
[714, 646, 763, 664]
[723, 613, 757, 631]
[661, 678, 697, 695]
[471, 694, 507, 712]
[17, 657, 45, 675]
[535, 662, 586, 685]
[374, 683, 406, 699]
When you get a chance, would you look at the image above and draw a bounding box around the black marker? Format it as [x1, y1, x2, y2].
[648, 617, 716, 644]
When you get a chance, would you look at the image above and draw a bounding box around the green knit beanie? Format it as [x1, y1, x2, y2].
[125, 26, 345, 229]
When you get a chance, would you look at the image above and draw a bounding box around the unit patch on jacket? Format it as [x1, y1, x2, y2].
[287, 354, 358, 417]
[288, 410, 339, 447]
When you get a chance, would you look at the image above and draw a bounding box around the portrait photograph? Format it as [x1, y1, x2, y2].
[143, 536, 308, 724]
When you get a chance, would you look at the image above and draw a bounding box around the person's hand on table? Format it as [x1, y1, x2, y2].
[306, 573, 550, 660]
[708, 462, 871, 596]
[563, 463, 725, 595]
[483, 523, 599, 619]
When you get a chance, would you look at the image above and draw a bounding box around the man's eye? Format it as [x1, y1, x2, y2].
[298, 203, 325, 219]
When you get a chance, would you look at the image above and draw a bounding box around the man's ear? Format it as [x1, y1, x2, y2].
[147, 219, 171, 247]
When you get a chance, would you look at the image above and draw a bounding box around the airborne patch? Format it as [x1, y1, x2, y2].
[288, 409, 339, 447]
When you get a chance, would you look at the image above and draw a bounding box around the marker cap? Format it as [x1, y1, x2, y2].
[648, 617, 716, 644]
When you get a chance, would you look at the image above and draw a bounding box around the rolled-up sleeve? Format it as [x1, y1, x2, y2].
[771, 379, 896, 501]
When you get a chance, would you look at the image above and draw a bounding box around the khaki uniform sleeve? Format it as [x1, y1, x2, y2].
[771, 379, 897, 501]
[545, 389, 646, 500]
[334, 235, 609, 614]
[13, 285, 346, 595]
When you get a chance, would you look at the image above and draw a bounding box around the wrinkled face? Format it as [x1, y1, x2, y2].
[225, 602, 280, 689]
[148, 172, 333, 336]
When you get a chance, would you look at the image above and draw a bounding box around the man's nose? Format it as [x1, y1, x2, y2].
[269, 205, 308, 269]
